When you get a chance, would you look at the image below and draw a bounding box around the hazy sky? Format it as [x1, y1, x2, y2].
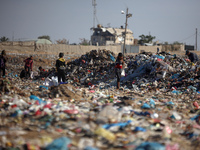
[1, 0, 200, 49]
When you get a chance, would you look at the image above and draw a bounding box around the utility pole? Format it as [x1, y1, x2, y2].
[123, 8, 132, 55]
[12, 31, 14, 41]
[196, 28, 198, 51]
[92, 0, 97, 28]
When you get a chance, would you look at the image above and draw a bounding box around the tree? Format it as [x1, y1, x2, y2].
[38, 35, 51, 41]
[0, 36, 9, 42]
[56, 38, 69, 44]
[164, 42, 169, 45]
[70, 43, 77, 45]
[138, 34, 156, 45]
[79, 38, 90, 45]
[173, 41, 182, 45]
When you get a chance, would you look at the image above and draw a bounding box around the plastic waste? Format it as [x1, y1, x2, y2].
[94, 127, 116, 142]
[171, 112, 182, 120]
[141, 103, 151, 109]
[78, 138, 94, 149]
[97, 105, 122, 122]
[102, 120, 132, 129]
[39, 85, 48, 90]
[193, 101, 199, 109]
[134, 126, 146, 132]
[109, 53, 115, 62]
[84, 146, 99, 150]
[135, 142, 165, 150]
[45, 137, 71, 150]
[30, 95, 46, 104]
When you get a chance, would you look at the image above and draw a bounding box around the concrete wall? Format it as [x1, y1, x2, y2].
[38, 44, 122, 55]
[139, 45, 162, 53]
[0, 41, 121, 55]
[123, 45, 139, 53]
[0, 41, 185, 55]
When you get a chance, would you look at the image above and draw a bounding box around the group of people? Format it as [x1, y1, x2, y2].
[21, 52, 66, 82]
[0, 50, 67, 83]
[0, 49, 199, 89]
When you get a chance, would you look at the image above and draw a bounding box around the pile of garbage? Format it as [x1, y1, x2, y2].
[1, 50, 200, 149]
[65, 49, 116, 86]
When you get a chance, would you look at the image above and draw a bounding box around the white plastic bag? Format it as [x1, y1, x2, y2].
[30, 71, 34, 79]
[52, 76, 58, 86]
[121, 69, 125, 76]
[43, 76, 58, 87]
[30, 71, 38, 79]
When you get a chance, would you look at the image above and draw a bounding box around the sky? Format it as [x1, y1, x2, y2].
[0, 0, 200, 49]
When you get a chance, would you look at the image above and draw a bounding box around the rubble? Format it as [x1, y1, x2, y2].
[0, 49, 200, 149]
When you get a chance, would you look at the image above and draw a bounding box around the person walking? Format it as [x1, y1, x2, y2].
[24, 55, 33, 78]
[0, 50, 8, 78]
[115, 53, 124, 90]
[56, 52, 66, 83]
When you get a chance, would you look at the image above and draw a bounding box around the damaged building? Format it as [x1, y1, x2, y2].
[91, 24, 134, 46]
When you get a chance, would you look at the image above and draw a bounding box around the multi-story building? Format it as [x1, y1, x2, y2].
[91, 24, 134, 46]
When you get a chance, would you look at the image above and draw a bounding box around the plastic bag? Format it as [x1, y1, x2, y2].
[45, 137, 71, 150]
[44, 77, 58, 87]
[30, 71, 38, 79]
[121, 69, 125, 76]
[30, 71, 34, 79]
[52, 76, 58, 86]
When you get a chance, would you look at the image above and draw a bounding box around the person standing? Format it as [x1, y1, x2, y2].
[24, 55, 33, 78]
[0, 50, 8, 77]
[157, 47, 160, 54]
[185, 50, 199, 63]
[56, 52, 66, 83]
[115, 53, 124, 89]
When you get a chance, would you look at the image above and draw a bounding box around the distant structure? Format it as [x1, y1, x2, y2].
[92, 0, 98, 29]
[185, 45, 194, 51]
[91, 24, 134, 46]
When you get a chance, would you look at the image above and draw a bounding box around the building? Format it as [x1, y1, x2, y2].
[185, 45, 194, 51]
[91, 24, 134, 46]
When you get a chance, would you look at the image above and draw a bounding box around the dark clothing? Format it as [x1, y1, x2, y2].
[188, 52, 199, 63]
[57, 70, 65, 83]
[0, 67, 5, 77]
[20, 70, 26, 78]
[56, 58, 66, 83]
[25, 66, 31, 78]
[0, 55, 7, 77]
[116, 71, 121, 82]
[39, 69, 48, 77]
[24, 57, 33, 70]
[24, 57, 33, 78]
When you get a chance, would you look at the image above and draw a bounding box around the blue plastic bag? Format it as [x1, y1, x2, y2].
[134, 111, 150, 116]
[39, 85, 48, 90]
[109, 54, 115, 62]
[30, 95, 46, 104]
[134, 126, 146, 132]
[141, 103, 151, 109]
[45, 137, 71, 150]
[166, 101, 174, 105]
[135, 142, 165, 150]
[84, 146, 99, 150]
[102, 120, 132, 129]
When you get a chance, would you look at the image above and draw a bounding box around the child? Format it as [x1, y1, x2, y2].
[38, 66, 48, 77]
[24, 55, 33, 78]
[56, 52, 66, 83]
[115, 53, 124, 89]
